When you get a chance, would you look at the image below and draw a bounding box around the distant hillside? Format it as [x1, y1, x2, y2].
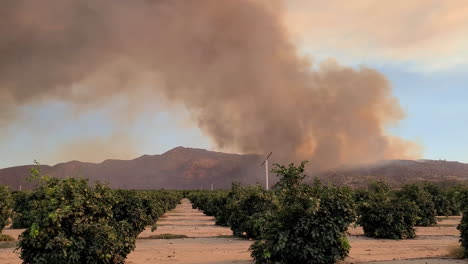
[1, 148, 468, 190]
[316, 159, 468, 187]
[0, 147, 264, 190]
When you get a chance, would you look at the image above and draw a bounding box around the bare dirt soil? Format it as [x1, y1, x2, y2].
[0, 199, 465, 264]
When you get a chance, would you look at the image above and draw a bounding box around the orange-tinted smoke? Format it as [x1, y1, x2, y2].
[0, 0, 419, 169]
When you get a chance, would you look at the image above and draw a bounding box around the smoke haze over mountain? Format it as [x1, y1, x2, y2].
[0, 147, 465, 190]
[0, 0, 419, 169]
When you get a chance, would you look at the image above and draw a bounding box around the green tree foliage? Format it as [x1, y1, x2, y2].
[458, 188, 468, 258]
[188, 170, 468, 261]
[358, 181, 418, 239]
[112, 190, 174, 232]
[189, 186, 277, 238]
[18, 167, 182, 264]
[251, 162, 356, 264]
[397, 184, 437, 226]
[448, 184, 467, 215]
[226, 184, 278, 239]
[354, 188, 370, 205]
[188, 190, 229, 226]
[459, 212, 468, 258]
[211, 190, 231, 226]
[0, 186, 12, 232]
[11, 191, 34, 229]
[368, 180, 391, 194]
[18, 175, 124, 264]
[423, 183, 452, 216]
[109, 190, 181, 259]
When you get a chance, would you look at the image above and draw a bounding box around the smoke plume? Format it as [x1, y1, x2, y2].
[0, 0, 419, 169]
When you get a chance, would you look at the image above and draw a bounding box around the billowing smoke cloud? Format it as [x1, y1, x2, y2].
[0, 0, 419, 169]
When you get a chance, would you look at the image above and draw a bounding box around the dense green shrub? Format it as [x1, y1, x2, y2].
[18, 167, 182, 264]
[18, 175, 125, 264]
[111, 190, 162, 259]
[354, 188, 370, 205]
[458, 188, 468, 258]
[423, 184, 465, 216]
[109, 189, 181, 259]
[423, 183, 452, 216]
[459, 188, 468, 212]
[0, 186, 12, 232]
[189, 185, 278, 239]
[226, 184, 278, 239]
[368, 180, 392, 193]
[114, 190, 170, 227]
[203, 191, 230, 226]
[188, 190, 229, 226]
[11, 191, 34, 229]
[251, 162, 356, 264]
[145, 190, 182, 214]
[353, 181, 389, 211]
[358, 181, 418, 239]
[210, 192, 230, 226]
[449, 184, 468, 215]
[459, 211, 468, 258]
[397, 184, 436, 226]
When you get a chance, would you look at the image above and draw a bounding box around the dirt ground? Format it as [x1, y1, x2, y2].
[0, 199, 465, 264]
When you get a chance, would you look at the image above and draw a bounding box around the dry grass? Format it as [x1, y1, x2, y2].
[0, 234, 14, 242]
[447, 245, 465, 259]
[0, 234, 17, 249]
[0, 242, 16, 249]
[215, 235, 235, 238]
[143, 234, 188, 239]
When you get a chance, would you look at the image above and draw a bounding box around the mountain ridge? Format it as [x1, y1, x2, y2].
[1, 147, 467, 190]
[0, 147, 265, 190]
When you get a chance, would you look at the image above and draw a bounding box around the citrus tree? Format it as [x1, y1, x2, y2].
[397, 184, 436, 226]
[11, 191, 35, 229]
[423, 183, 452, 216]
[458, 188, 468, 258]
[358, 181, 418, 239]
[251, 162, 356, 264]
[18, 174, 125, 264]
[0, 186, 12, 232]
[226, 184, 278, 239]
[17, 167, 183, 264]
[188, 190, 230, 226]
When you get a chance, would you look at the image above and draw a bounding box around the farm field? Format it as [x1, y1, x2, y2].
[0, 199, 464, 264]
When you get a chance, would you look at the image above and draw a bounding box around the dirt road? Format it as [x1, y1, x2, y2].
[0, 199, 464, 264]
[127, 198, 252, 264]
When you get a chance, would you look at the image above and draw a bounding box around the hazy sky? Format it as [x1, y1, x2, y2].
[1, 0, 467, 168]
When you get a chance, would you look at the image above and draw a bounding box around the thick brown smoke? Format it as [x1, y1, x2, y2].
[0, 0, 419, 168]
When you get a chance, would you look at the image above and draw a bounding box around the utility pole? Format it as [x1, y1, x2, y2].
[211, 183, 213, 191]
[260, 152, 272, 190]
